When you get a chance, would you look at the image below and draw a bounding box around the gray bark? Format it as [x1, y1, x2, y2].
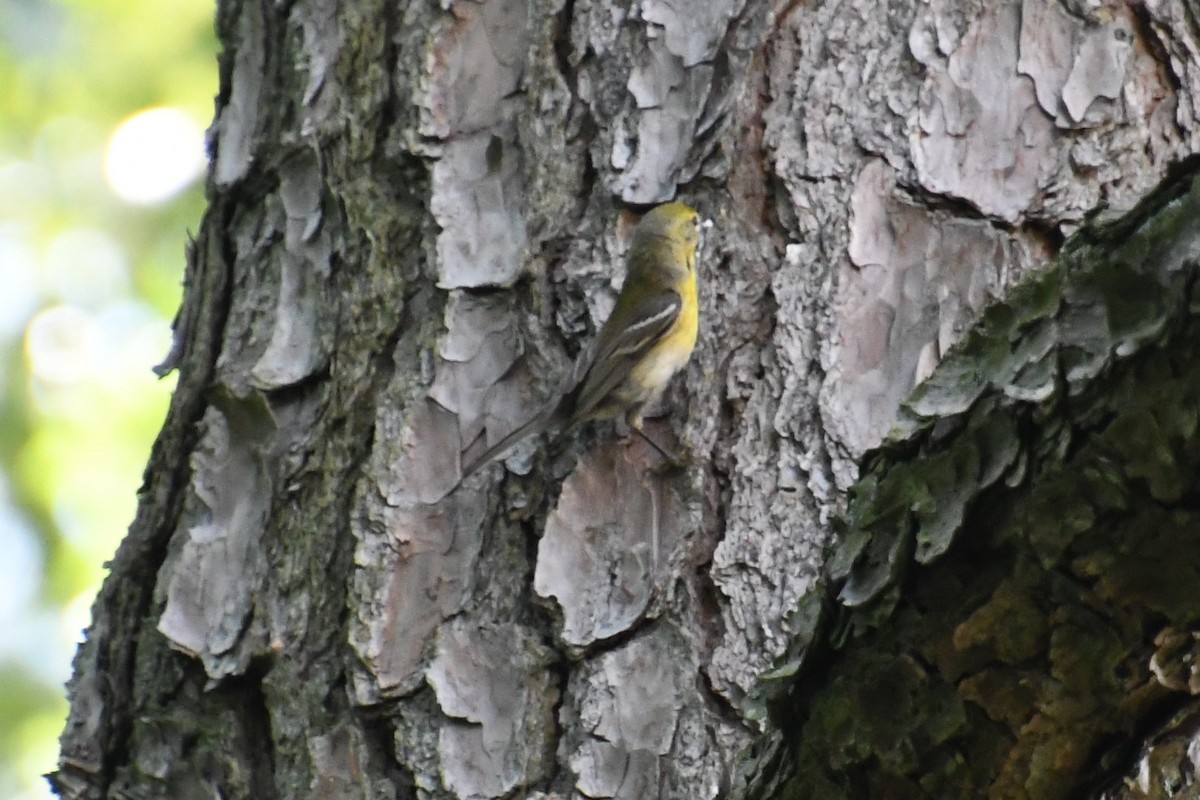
[736, 158, 1200, 800]
[53, 0, 1200, 799]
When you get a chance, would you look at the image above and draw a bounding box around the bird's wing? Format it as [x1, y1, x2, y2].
[456, 290, 681, 488]
[571, 290, 681, 420]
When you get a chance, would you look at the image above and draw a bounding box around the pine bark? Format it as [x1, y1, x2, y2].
[54, 1, 1200, 799]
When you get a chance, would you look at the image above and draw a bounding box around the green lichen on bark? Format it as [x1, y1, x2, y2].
[735, 161, 1200, 800]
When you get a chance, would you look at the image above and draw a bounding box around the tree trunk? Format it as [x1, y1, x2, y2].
[54, 1, 1200, 799]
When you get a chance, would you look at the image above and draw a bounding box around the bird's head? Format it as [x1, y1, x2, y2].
[633, 202, 704, 253]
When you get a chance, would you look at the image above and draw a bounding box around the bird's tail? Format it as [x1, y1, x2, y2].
[458, 398, 566, 483]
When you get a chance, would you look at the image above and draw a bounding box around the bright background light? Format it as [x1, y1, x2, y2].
[105, 107, 206, 205]
[0, 0, 217, 797]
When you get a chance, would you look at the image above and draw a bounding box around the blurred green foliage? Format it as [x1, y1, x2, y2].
[0, 0, 216, 797]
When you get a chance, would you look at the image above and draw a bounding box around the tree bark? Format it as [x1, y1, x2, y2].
[735, 158, 1200, 800]
[54, 1, 1200, 799]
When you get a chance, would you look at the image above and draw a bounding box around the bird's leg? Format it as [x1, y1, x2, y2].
[626, 411, 683, 468]
[631, 425, 675, 462]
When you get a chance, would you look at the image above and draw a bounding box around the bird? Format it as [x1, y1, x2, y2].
[460, 201, 706, 482]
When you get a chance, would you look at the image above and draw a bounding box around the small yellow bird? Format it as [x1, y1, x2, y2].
[461, 201, 706, 480]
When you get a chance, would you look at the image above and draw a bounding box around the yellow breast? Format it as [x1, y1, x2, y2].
[630, 271, 699, 395]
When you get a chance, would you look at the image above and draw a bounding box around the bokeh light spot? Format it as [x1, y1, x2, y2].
[24, 305, 97, 385]
[104, 107, 205, 205]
